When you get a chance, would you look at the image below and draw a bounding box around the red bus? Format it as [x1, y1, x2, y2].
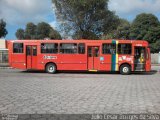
[7, 40, 151, 75]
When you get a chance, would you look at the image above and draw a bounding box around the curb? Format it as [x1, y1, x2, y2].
[152, 64, 160, 66]
[0, 67, 12, 69]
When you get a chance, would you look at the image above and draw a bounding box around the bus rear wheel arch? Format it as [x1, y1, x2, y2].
[119, 64, 131, 75]
[45, 63, 57, 74]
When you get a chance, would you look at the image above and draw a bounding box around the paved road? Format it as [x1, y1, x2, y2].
[0, 66, 160, 114]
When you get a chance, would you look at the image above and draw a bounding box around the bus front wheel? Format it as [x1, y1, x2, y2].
[45, 63, 57, 74]
[120, 64, 131, 75]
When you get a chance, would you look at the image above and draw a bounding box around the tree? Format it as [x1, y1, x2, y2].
[49, 29, 62, 39]
[15, 22, 62, 40]
[103, 19, 131, 39]
[154, 40, 160, 53]
[16, 28, 25, 39]
[25, 22, 37, 39]
[52, 0, 119, 39]
[143, 26, 160, 44]
[115, 19, 131, 39]
[130, 13, 160, 41]
[36, 22, 52, 39]
[150, 40, 160, 53]
[73, 31, 99, 40]
[129, 13, 160, 53]
[0, 19, 8, 38]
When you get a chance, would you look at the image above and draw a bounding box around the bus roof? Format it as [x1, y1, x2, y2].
[8, 39, 148, 43]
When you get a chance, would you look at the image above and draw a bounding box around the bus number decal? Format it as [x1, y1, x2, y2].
[43, 55, 57, 60]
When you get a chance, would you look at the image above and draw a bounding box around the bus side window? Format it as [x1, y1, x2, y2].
[60, 43, 77, 54]
[118, 44, 131, 54]
[88, 47, 92, 57]
[33, 46, 37, 56]
[13, 43, 23, 53]
[26, 46, 31, 56]
[94, 47, 99, 57]
[102, 44, 116, 54]
[41, 43, 58, 54]
[78, 43, 85, 54]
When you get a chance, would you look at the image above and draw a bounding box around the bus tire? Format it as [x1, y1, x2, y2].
[120, 64, 131, 75]
[45, 63, 57, 74]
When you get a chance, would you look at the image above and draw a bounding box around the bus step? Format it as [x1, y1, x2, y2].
[134, 69, 145, 71]
[88, 70, 98, 72]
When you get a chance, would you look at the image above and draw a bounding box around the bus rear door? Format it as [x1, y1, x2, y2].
[26, 45, 37, 69]
[87, 46, 100, 71]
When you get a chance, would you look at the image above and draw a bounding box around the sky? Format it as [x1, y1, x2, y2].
[0, 0, 160, 40]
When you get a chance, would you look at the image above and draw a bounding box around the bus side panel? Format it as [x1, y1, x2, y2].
[99, 55, 112, 71]
[36, 63, 45, 70]
[8, 42, 26, 69]
[11, 54, 26, 69]
[100, 55, 134, 72]
[118, 55, 134, 71]
[146, 62, 151, 72]
[37, 54, 87, 71]
[57, 54, 87, 70]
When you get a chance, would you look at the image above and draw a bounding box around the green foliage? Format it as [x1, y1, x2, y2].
[102, 19, 130, 40]
[154, 40, 160, 53]
[73, 30, 99, 40]
[143, 26, 160, 44]
[15, 28, 25, 39]
[15, 22, 62, 40]
[52, 0, 119, 39]
[150, 40, 160, 53]
[0, 19, 8, 38]
[129, 13, 160, 53]
[36, 22, 53, 39]
[130, 13, 160, 41]
[100, 13, 160, 53]
[115, 19, 131, 39]
[49, 29, 62, 39]
[25, 23, 37, 39]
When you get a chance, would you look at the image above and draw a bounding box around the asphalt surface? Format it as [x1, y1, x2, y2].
[0, 66, 160, 114]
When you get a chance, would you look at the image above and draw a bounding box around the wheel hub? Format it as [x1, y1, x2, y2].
[123, 67, 128, 73]
[49, 66, 54, 72]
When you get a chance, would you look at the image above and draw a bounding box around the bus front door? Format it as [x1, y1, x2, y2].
[134, 47, 146, 71]
[87, 46, 100, 71]
[26, 45, 37, 69]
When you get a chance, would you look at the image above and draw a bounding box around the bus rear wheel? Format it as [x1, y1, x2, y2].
[120, 64, 131, 75]
[45, 63, 57, 74]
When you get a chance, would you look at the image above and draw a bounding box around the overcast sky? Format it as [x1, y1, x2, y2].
[0, 0, 160, 39]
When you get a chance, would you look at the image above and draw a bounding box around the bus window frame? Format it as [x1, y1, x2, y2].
[146, 47, 150, 60]
[102, 43, 116, 55]
[78, 43, 85, 54]
[41, 43, 58, 54]
[118, 43, 132, 55]
[59, 43, 78, 54]
[13, 43, 24, 54]
[26, 46, 31, 56]
[32, 46, 37, 56]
